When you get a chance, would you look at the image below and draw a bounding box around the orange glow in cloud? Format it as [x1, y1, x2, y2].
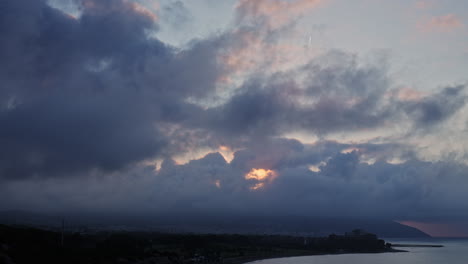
[245, 168, 277, 181]
[82, 0, 158, 21]
[250, 182, 265, 190]
[219, 145, 230, 152]
[341, 147, 361, 154]
[130, 2, 158, 21]
[308, 161, 326, 172]
[214, 179, 221, 188]
[219, 145, 235, 163]
[245, 168, 278, 190]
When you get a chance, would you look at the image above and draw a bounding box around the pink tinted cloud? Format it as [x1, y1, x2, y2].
[218, 0, 325, 82]
[221, 31, 315, 74]
[387, 87, 427, 102]
[82, 0, 158, 21]
[236, 0, 323, 29]
[415, 0, 433, 10]
[418, 14, 464, 33]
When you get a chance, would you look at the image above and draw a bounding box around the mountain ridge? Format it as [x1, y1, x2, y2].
[0, 210, 429, 238]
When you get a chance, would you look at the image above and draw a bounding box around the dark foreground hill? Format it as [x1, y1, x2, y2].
[0, 224, 401, 264]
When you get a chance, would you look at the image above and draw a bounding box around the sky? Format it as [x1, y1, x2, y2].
[1, 0, 468, 237]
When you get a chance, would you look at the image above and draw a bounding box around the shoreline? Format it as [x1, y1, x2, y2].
[0, 224, 413, 264]
[225, 248, 407, 264]
[391, 244, 444, 248]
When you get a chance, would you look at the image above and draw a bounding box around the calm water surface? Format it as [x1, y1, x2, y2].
[247, 239, 468, 264]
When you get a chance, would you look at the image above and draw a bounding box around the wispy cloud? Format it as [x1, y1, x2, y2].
[235, 0, 323, 29]
[418, 14, 464, 33]
[415, 0, 434, 10]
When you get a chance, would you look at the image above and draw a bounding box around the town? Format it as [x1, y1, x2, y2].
[0, 224, 400, 264]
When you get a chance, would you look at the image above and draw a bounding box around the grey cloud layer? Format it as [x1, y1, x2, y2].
[403, 85, 466, 127]
[3, 139, 467, 222]
[138, 140, 468, 221]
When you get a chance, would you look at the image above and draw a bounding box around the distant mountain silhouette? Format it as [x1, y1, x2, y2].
[0, 211, 429, 238]
[149, 215, 430, 238]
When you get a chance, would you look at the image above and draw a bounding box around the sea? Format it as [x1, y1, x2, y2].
[246, 238, 468, 264]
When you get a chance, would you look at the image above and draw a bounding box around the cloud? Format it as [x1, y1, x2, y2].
[418, 14, 464, 33]
[1, 0, 468, 231]
[160, 1, 192, 29]
[201, 51, 465, 140]
[147, 143, 468, 221]
[415, 1, 433, 10]
[4, 0, 462, 180]
[402, 85, 466, 127]
[3, 139, 468, 223]
[219, 0, 325, 78]
[235, 0, 323, 29]
[0, 0, 222, 179]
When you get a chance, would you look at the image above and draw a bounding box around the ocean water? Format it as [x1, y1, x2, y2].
[247, 239, 468, 264]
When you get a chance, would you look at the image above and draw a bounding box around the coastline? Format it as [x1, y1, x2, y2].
[0, 224, 410, 264]
[226, 248, 407, 264]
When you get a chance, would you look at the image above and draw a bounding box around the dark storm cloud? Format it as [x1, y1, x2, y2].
[198, 49, 466, 142]
[148, 140, 468, 221]
[2, 0, 464, 180]
[2, 0, 468, 231]
[403, 85, 466, 127]
[11, 139, 459, 222]
[0, 0, 222, 179]
[202, 52, 389, 138]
